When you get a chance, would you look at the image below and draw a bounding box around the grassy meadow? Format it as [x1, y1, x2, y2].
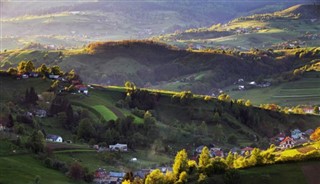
[227, 72, 320, 106]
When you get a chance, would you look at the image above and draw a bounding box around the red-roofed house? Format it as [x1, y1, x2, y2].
[302, 107, 314, 114]
[279, 136, 296, 149]
[271, 132, 286, 142]
[241, 147, 254, 155]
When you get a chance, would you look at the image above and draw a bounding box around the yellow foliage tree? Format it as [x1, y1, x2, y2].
[310, 127, 320, 141]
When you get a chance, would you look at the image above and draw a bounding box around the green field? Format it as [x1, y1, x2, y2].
[92, 105, 118, 121]
[0, 77, 50, 103]
[55, 149, 171, 172]
[240, 161, 320, 184]
[0, 155, 82, 184]
[227, 72, 320, 106]
[156, 5, 320, 50]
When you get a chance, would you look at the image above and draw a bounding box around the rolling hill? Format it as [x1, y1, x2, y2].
[1, 41, 319, 97]
[226, 71, 320, 106]
[0, 1, 311, 50]
[0, 73, 320, 183]
[154, 4, 320, 50]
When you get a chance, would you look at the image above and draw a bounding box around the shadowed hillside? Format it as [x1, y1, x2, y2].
[1, 41, 319, 95]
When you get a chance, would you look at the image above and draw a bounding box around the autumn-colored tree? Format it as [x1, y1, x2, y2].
[177, 171, 188, 183]
[245, 100, 252, 107]
[225, 152, 235, 168]
[310, 127, 320, 141]
[50, 65, 63, 75]
[173, 149, 188, 178]
[198, 146, 210, 168]
[6, 67, 18, 75]
[36, 64, 49, 75]
[145, 169, 165, 184]
[125, 81, 136, 92]
[25, 60, 35, 73]
[17, 61, 27, 73]
[248, 148, 262, 166]
[218, 93, 231, 101]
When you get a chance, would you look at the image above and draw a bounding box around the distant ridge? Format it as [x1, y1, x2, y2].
[276, 4, 320, 19]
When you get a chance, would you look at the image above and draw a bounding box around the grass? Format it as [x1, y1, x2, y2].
[0, 155, 82, 184]
[92, 105, 118, 121]
[227, 72, 320, 106]
[239, 161, 318, 184]
[55, 149, 172, 172]
[0, 77, 50, 103]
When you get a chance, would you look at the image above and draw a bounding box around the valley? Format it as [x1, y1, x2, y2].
[0, 1, 320, 184]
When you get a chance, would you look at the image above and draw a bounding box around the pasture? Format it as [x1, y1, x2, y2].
[227, 72, 320, 106]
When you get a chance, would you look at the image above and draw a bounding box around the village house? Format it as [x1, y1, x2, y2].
[210, 147, 224, 157]
[29, 72, 39, 78]
[75, 85, 89, 95]
[48, 74, 60, 80]
[34, 109, 47, 118]
[273, 132, 286, 142]
[195, 145, 205, 154]
[108, 172, 125, 184]
[134, 169, 152, 179]
[16, 73, 29, 80]
[279, 136, 296, 149]
[46, 134, 63, 142]
[241, 147, 254, 155]
[303, 129, 314, 136]
[109, 143, 128, 152]
[291, 129, 303, 140]
[230, 147, 241, 155]
[94, 168, 108, 184]
[302, 107, 314, 114]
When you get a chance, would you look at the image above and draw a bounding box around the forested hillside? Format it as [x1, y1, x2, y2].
[1, 41, 319, 95]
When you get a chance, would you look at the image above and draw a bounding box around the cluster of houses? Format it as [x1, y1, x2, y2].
[94, 169, 126, 184]
[271, 128, 314, 149]
[15, 71, 89, 95]
[94, 143, 128, 153]
[92, 127, 316, 184]
[191, 128, 315, 160]
[93, 166, 172, 184]
[301, 33, 320, 40]
[272, 40, 305, 49]
[232, 26, 267, 35]
[233, 78, 271, 91]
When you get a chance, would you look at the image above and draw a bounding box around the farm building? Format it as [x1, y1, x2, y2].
[291, 129, 303, 140]
[241, 147, 254, 155]
[34, 109, 47, 118]
[109, 143, 128, 152]
[75, 85, 89, 95]
[46, 134, 63, 142]
[48, 74, 60, 79]
[279, 136, 296, 149]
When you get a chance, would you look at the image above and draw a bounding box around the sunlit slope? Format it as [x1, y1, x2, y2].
[155, 4, 320, 50]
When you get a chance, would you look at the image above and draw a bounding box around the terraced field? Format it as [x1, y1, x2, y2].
[92, 105, 118, 121]
[227, 72, 320, 106]
[68, 87, 143, 124]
